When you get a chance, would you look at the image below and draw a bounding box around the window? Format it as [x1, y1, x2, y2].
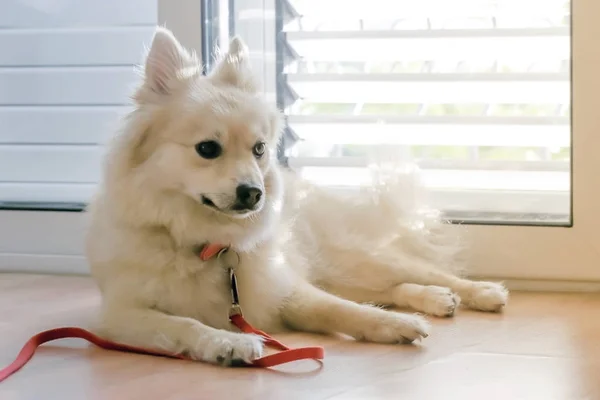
[206, 0, 571, 226]
[1, 0, 599, 285]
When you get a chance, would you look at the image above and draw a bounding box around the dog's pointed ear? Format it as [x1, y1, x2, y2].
[209, 36, 258, 92]
[141, 27, 200, 97]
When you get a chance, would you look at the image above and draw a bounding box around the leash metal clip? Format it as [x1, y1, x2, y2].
[217, 248, 243, 318]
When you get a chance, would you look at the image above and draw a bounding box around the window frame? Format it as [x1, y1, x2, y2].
[1, 0, 598, 287]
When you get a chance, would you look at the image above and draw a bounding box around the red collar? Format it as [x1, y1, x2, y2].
[198, 243, 228, 261]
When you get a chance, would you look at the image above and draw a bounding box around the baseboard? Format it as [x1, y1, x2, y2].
[470, 276, 600, 293]
[0, 253, 89, 275]
[1, 257, 599, 293]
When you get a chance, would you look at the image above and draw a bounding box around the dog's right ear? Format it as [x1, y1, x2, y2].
[135, 27, 200, 102]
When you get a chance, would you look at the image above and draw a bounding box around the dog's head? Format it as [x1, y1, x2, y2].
[121, 27, 283, 220]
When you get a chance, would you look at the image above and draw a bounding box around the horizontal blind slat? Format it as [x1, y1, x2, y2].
[285, 28, 569, 40]
[289, 80, 569, 104]
[288, 121, 569, 146]
[0, 0, 157, 28]
[316, 186, 569, 217]
[288, 73, 569, 81]
[288, 74, 570, 103]
[0, 67, 137, 105]
[299, 167, 568, 191]
[287, 115, 569, 125]
[0, 145, 102, 183]
[288, 38, 569, 61]
[0, 27, 154, 67]
[288, 0, 567, 21]
[0, 106, 129, 144]
[0, 183, 95, 203]
[288, 157, 569, 172]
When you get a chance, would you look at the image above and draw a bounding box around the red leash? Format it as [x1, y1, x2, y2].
[0, 245, 324, 383]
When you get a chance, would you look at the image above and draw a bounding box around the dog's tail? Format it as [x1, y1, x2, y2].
[363, 162, 468, 276]
[284, 158, 468, 276]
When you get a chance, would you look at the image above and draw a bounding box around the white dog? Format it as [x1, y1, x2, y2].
[85, 27, 508, 366]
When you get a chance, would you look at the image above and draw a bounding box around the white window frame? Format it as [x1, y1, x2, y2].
[1, 0, 598, 290]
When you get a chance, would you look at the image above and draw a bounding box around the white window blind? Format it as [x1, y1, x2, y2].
[279, 0, 571, 224]
[0, 0, 157, 209]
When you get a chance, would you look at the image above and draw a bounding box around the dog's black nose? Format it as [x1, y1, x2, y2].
[235, 184, 263, 209]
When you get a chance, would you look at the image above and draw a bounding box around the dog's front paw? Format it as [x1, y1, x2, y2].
[360, 312, 430, 344]
[465, 281, 509, 312]
[193, 332, 264, 366]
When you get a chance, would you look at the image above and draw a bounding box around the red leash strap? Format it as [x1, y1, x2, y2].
[0, 245, 324, 383]
[0, 326, 187, 383]
[218, 244, 324, 368]
[0, 315, 324, 383]
[229, 314, 324, 368]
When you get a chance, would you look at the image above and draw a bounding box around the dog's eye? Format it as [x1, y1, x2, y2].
[252, 142, 266, 158]
[195, 141, 222, 159]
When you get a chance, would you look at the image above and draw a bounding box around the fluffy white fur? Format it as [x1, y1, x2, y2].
[85, 27, 509, 366]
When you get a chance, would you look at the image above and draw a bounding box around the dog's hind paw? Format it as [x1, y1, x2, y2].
[465, 281, 509, 312]
[358, 311, 431, 344]
[420, 286, 461, 317]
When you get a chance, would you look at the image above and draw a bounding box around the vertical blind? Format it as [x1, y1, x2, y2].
[278, 0, 571, 223]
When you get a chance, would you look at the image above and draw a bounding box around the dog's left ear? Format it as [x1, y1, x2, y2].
[209, 36, 258, 92]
